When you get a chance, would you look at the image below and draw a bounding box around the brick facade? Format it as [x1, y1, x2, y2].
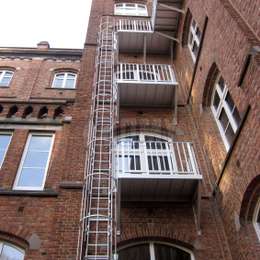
[0, 0, 259, 259]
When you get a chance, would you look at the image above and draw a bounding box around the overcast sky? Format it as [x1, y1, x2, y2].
[0, 0, 92, 49]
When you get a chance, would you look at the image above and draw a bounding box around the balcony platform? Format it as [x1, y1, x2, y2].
[118, 175, 202, 202]
[116, 63, 178, 107]
[115, 19, 171, 54]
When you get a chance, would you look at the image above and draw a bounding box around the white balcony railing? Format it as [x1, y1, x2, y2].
[116, 63, 177, 85]
[114, 140, 201, 178]
[116, 19, 153, 33]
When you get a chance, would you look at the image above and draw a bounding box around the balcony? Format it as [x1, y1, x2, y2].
[114, 134, 202, 202]
[115, 18, 154, 53]
[116, 63, 178, 107]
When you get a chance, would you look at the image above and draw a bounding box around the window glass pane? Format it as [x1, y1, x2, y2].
[118, 244, 150, 260]
[192, 20, 196, 29]
[0, 77, 11, 86]
[0, 134, 12, 166]
[29, 136, 52, 151]
[225, 124, 235, 146]
[196, 27, 201, 40]
[219, 109, 229, 130]
[1, 244, 24, 260]
[192, 42, 199, 57]
[232, 107, 241, 126]
[225, 92, 235, 111]
[257, 209, 260, 223]
[23, 151, 49, 168]
[218, 77, 225, 91]
[154, 244, 191, 260]
[17, 168, 45, 187]
[0, 134, 12, 148]
[213, 92, 220, 110]
[65, 78, 75, 88]
[53, 78, 63, 88]
[5, 71, 13, 77]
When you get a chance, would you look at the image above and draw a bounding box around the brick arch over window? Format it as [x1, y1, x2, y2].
[115, 125, 174, 139]
[240, 174, 260, 224]
[118, 235, 195, 252]
[202, 62, 220, 107]
[0, 225, 30, 250]
[182, 9, 192, 46]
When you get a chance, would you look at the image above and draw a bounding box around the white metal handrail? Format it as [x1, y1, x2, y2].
[116, 19, 153, 32]
[116, 63, 177, 84]
[114, 141, 201, 177]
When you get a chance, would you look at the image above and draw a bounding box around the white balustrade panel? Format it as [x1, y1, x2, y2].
[116, 63, 177, 84]
[114, 140, 200, 178]
[116, 19, 152, 32]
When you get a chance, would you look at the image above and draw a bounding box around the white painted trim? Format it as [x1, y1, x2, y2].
[0, 241, 25, 259]
[210, 75, 240, 151]
[253, 198, 260, 241]
[0, 132, 12, 169]
[118, 241, 195, 260]
[51, 72, 77, 89]
[114, 3, 148, 17]
[188, 18, 201, 63]
[13, 132, 55, 191]
[0, 70, 14, 87]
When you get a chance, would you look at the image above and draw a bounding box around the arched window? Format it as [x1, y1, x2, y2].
[211, 75, 241, 151]
[52, 72, 77, 89]
[253, 198, 260, 241]
[0, 241, 25, 260]
[114, 3, 148, 16]
[118, 242, 194, 260]
[0, 70, 14, 87]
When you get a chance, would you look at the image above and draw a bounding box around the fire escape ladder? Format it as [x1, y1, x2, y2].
[78, 16, 117, 260]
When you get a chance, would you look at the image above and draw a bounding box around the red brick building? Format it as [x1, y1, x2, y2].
[0, 0, 259, 260]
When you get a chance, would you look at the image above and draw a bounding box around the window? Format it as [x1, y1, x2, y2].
[0, 133, 12, 168]
[0, 241, 24, 260]
[0, 70, 14, 87]
[118, 242, 194, 260]
[114, 3, 148, 16]
[211, 76, 241, 151]
[253, 198, 260, 241]
[14, 133, 54, 190]
[52, 72, 77, 89]
[188, 19, 201, 62]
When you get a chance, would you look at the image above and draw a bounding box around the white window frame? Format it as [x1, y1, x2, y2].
[114, 3, 148, 16]
[51, 72, 77, 89]
[118, 241, 195, 260]
[0, 70, 14, 87]
[13, 132, 55, 191]
[0, 241, 25, 260]
[0, 132, 12, 169]
[253, 198, 260, 241]
[188, 19, 201, 63]
[211, 75, 240, 151]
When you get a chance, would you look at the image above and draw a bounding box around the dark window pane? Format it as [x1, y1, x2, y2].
[164, 156, 170, 171]
[218, 77, 225, 91]
[233, 107, 241, 126]
[219, 109, 229, 130]
[225, 124, 235, 146]
[135, 156, 141, 170]
[119, 244, 150, 260]
[225, 92, 235, 111]
[192, 42, 199, 58]
[196, 27, 201, 40]
[154, 244, 191, 260]
[213, 92, 220, 110]
[153, 156, 159, 170]
[148, 156, 152, 170]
